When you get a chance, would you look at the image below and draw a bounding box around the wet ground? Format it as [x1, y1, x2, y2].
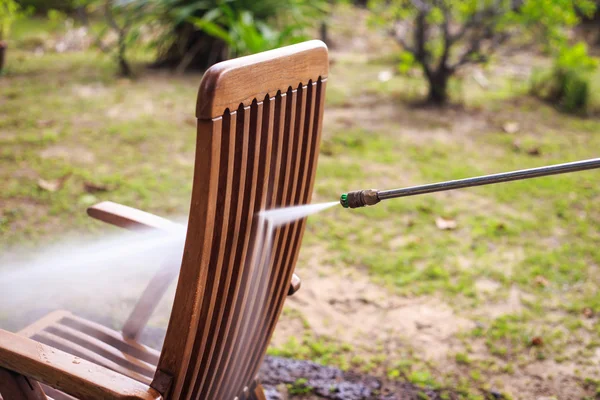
[260, 356, 444, 400]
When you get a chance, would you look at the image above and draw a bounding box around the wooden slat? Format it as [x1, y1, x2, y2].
[19, 310, 70, 338]
[203, 100, 263, 399]
[44, 324, 155, 377]
[187, 107, 254, 398]
[218, 95, 275, 399]
[213, 98, 270, 399]
[219, 83, 307, 399]
[225, 86, 299, 399]
[178, 109, 236, 399]
[244, 79, 327, 386]
[228, 81, 314, 398]
[32, 332, 152, 385]
[183, 111, 239, 400]
[0, 330, 161, 400]
[59, 315, 160, 365]
[152, 115, 222, 398]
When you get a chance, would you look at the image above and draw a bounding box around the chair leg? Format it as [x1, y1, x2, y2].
[249, 382, 266, 400]
[0, 367, 47, 400]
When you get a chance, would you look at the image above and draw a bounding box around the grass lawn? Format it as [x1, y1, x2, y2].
[2, 7, 600, 400]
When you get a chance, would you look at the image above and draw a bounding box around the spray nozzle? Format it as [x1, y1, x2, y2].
[340, 189, 381, 209]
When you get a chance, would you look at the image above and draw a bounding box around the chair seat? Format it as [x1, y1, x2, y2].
[18, 310, 160, 400]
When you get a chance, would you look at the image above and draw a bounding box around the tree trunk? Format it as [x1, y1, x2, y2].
[151, 22, 228, 72]
[426, 71, 450, 105]
[0, 42, 6, 74]
[117, 36, 132, 77]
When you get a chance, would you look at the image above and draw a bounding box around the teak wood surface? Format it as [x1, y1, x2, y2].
[0, 40, 328, 400]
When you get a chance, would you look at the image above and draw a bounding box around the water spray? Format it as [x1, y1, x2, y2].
[340, 158, 600, 209]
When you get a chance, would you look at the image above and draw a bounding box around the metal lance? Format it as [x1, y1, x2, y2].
[340, 158, 600, 209]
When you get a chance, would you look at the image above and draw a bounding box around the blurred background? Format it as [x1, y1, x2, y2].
[1, 0, 600, 399]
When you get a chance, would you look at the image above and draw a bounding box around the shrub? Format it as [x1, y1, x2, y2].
[152, 0, 327, 71]
[530, 43, 598, 114]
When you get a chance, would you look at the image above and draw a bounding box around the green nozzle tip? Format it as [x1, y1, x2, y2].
[340, 193, 349, 208]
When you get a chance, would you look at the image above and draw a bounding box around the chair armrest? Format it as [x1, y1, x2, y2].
[288, 273, 301, 296]
[0, 329, 161, 400]
[87, 201, 179, 232]
[86, 202, 183, 340]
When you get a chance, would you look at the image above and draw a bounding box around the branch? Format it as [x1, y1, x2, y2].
[414, 10, 433, 77]
[450, 30, 510, 71]
[104, 0, 125, 36]
[449, 0, 505, 45]
[390, 26, 417, 55]
[438, 4, 451, 71]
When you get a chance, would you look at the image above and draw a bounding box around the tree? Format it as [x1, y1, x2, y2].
[369, 0, 596, 105]
[81, 0, 158, 77]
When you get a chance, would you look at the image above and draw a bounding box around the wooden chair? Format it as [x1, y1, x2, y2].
[0, 40, 328, 400]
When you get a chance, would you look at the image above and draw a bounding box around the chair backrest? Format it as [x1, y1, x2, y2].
[152, 40, 329, 400]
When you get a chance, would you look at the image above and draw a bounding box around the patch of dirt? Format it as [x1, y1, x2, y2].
[72, 84, 107, 98]
[273, 250, 474, 362]
[473, 284, 528, 318]
[40, 145, 96, 164]
[273, 246, 599, 400]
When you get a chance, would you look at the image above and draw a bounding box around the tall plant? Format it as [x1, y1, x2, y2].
[151, 0, 327, 72]
[0, 0, 28, 73]
[81, 0, 158, 76]
[368, 0, 596, 105]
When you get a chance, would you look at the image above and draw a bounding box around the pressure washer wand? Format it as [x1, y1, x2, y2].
[340, 158, 600, 209]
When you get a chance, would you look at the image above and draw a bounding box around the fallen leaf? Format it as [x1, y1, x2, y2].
[37, 119, 55, 128]
[435, 217, 457, 230]
[534, 275, 549, 287]
[512, 140, 542, 156]
[37, 173, 71, 192]
[83, 181, 111, 193]
[502, 122, 519, 134]
[530, 336, 544, 347]
[583, 307, 594, 318]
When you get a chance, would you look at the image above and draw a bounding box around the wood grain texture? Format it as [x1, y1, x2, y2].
[196, 40, 328, 119]
[87, 202, 178, 232]
[0, 330, 161, 400]
[155, 40, 328, 400]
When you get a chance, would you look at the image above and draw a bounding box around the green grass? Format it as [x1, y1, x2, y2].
[3, 12, 600, 400]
